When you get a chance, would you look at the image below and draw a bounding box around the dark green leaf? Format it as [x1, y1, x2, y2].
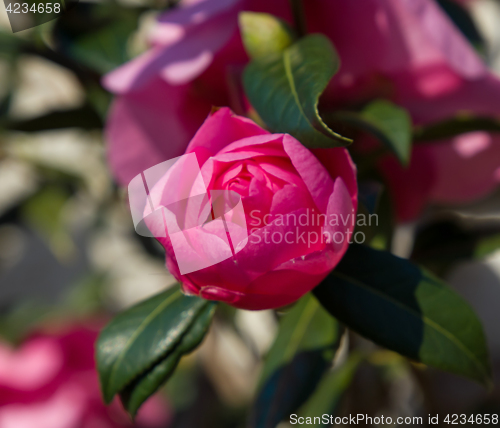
[414, 115, 500, 142]
[297, 353, 363, 426]
[314, 244, 492, 387]
[239, 12, 295, 59]
[96, 287, 214, 405]
[120, 302, 216, 417]
[243, 34, 352, 148]
[332, 100, 412, 165]
[250, 294, 342, 428]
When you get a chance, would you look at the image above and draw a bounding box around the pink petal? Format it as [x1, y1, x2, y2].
[102, 0, 242, 93]
[424, 132, 500, 203]
[380, 133, 500, 219]
[178, 207, 325, 292]
[269, 184, 316, 217]
[398, 72, 500, 124]
[311, 147, 358, 210]
[0, 384, 86, 428]
[0, 339, 63, 391]
[282, 134, 336, 214]
[105, 78, 210, 185]
[186, 107, 269, 155]
[136, 396, 172, 428]
[309, 0, 485, 83]
[387, 0, 485, 79]
[224, 267, 327, 310]
[152, 0, 242, 45]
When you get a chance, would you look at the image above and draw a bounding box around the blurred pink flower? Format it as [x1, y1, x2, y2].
[314, 0, 500, 220]
[103, 0, 289, 185]
[103, 0, 500, 221]
[144, 108, 357, 310]
[0, 323, 171, 428]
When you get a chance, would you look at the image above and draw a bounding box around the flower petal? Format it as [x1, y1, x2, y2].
[106, 78, 210, 185]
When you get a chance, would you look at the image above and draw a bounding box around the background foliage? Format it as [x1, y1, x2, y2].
[1, 0, 500, 427]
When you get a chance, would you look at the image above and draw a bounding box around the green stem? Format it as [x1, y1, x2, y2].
[288, 0, 307, 37]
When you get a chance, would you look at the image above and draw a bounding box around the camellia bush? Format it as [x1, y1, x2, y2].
[89, 0, 500, 425]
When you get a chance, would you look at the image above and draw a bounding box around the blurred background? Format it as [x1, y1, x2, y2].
[0, 0, 500, 427]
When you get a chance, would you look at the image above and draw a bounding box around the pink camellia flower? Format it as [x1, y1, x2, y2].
[0, 323, 171, 428]
[141, 108, 357, 310]
[312, 0, 500, 221]
[103, 0, 500, 222]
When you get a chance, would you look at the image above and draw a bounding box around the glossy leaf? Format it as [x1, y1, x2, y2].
[239, 12, 295, 59]
[97, 287, 215, 406]
[314, 244, 492, 387]
[250, 294, 342, 428]
[243, 34, 352, 148]
[332, 100, 412, 165]
[120, 302, 216, 417]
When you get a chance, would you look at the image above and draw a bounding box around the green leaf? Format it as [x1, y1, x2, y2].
[250, 294, 342, 428]
[332, 100, 412, 165]
[314, 244, 492, 387]
[413, 114, 500, 142]
[239, 12, 295, 59]
[297, 353, 363, 426]
[96, 287, 215, 407]
[243, 34, 352, 148]
[120, 302, 216, 417]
